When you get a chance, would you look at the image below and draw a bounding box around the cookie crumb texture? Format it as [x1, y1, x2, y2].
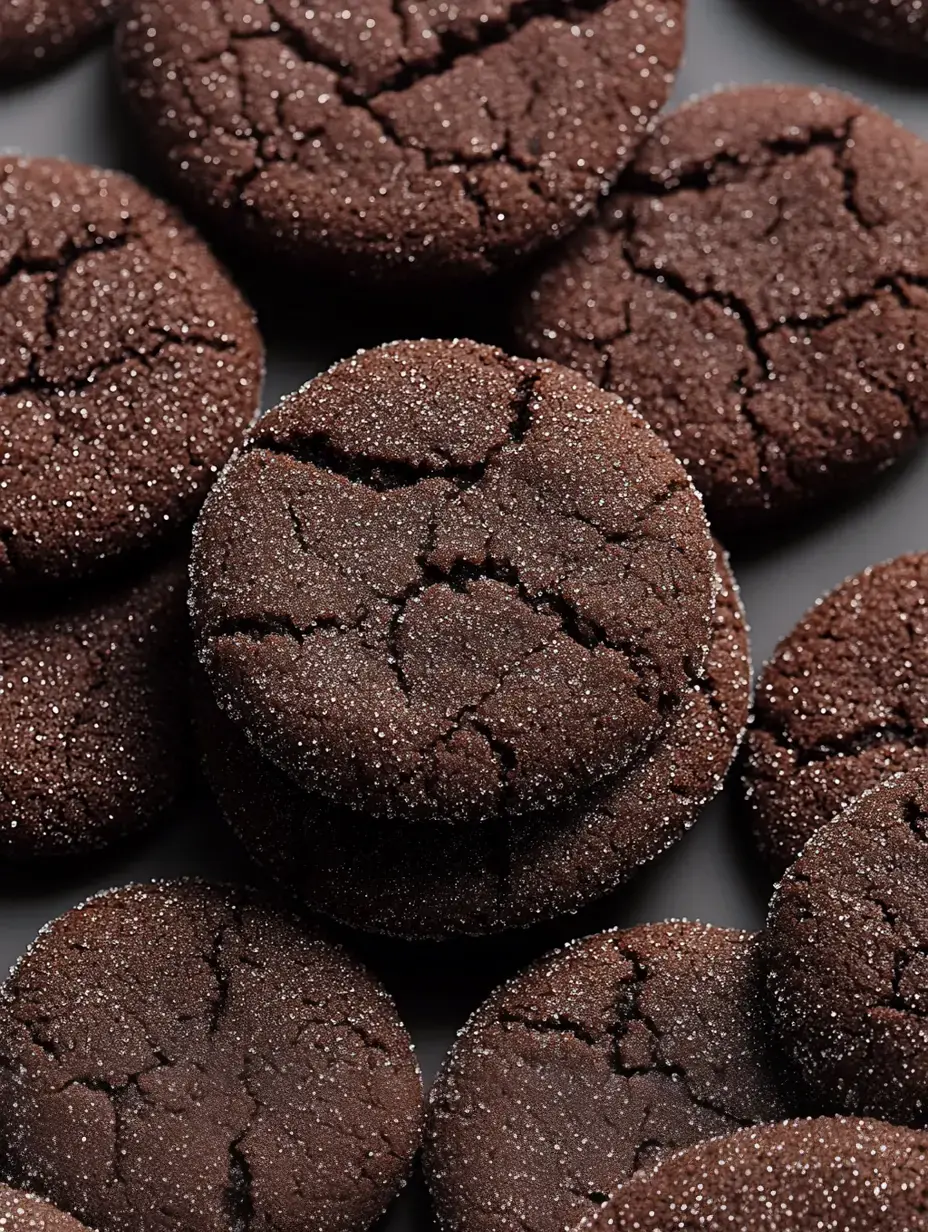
[0, 882, 423, 1232]
[196, 548, 748, 937]
[514, 85, 928, 530]
[0, 1185, 94, 1232]
[0, 557, 190, 859]
[767, 769, 928, 1125]
[744, 552, 928, 875]
[581, 1117, 928, 1231]
[0, 0, 114, 80]
[190, 339, 716, 825]
[795, 0, 928, 58]
[425, 922, 789, 1232]
[0, 158, 263, 589]
[116, 0, 684, 282]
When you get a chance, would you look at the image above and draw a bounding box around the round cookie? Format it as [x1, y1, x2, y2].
[196, 548, 749, 938]
[0, 881, 423, 1232]
[766, 769, 928, 1125]
[116, 0, 684, 285]
[425, 922, 790, 1232]
[0, 0, 113, 79]
[0, 157, 264, 590]
[513, 85, 928, 532]
[190, 339, 717, 826]
[794, 0, 928, 59]
[581, 1117, 928, 1231]
[0, 1186, 94, 1232]
[0, 555, 190, 860]
[743, 552, 928, 876]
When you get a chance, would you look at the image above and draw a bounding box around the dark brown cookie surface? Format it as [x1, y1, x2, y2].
[794, 0, 928, 58]
[116, 0, 684, 283]
[0, 1185, 94, 1232]
[581, 1117, 928, 1231]
[190, 339, 716, 825]
[0, 158, 263, 590]
[766, 770, 928, 1125]
[0, 881, 423, 1232]
[743, 553, 928, 876]
[0, 0, 113, 78]
[197, 548, 748, 937]
[0, 555, 190, 859]
[513, 85, 928, 532]
[424, 922, 790, 1232]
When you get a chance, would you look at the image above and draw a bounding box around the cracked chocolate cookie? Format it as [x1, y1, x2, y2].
[0, 0, 114, 79]
[0, 157, 263, 591]
[0, 554, 190, 859]
[743, 553, 928, 876]
[196, 547, 748, 937]
[581, 1117, 928, 1231]
[424, 922, 790, 1232]
[0, 1186, 93, 1232]
[766, 769, 928, 1125]
[794, 0, 928, 58]
[513, 85, 928, 533]
[0, 881, 423, 1232]
[116, 0, 684, 284]
[190, 339, 717, 825]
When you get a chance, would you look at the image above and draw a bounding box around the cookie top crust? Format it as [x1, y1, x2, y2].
[190, 338, 716, 824]
[767, 768, 928, 1125]
[0, 157, 264, 590]
[116, 0, 684, 282]
[744, 552, 928, 874]
[0, 881, 423, 1232]
[514, 85, 928, 529]
[580, 1116, 928, 1231]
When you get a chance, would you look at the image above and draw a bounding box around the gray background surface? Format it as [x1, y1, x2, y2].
[1, 1, 927, 1226]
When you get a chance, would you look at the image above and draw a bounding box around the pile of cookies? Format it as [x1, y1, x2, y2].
[2, 0, 928, 1229]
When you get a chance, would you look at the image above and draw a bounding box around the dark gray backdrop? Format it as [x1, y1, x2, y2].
[1, 2, 926, 1226]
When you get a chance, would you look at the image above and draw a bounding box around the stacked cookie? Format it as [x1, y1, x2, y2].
[0, 156, 263, 859]
[188, 337, 750, 936]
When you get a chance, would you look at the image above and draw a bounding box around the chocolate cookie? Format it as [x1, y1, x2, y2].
[743, 553, 928, 876]
[0, 157, 263, 590]
[0, 0, 113, 79]
[513, 85, 928, 532]
[196, 548, 748, 937]
[0, 555, 189, 860]
[116, 0, 684, 284]
[794, 0, 928, 58]
[424, 922, 790, 1232]
[0, 881, 423, 1232]
[581, 1117, 928, 1231]
[0, 1186, 93, 1232]
[190, 339, 716, 825]
[766, 769, 928, 1125]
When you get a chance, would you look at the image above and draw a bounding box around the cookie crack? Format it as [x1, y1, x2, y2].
[608, 947, 758, 1130]
[755, 714, 928, 768]
[498, 1010, 600, 1048]
[248, 367, 538, 492]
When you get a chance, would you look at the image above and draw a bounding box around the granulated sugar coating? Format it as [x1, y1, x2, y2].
[766, 769, 928, 1126]
[579, 1116, 928, 1231]
[793, 0, 928, 58]
[0, 1185, 94, 1232]
[514, 85, 928, 532]
[115, 0, 684, 284]
[0, 0, 113, 79]
[424, 921, 791, 1232]
[743, 552, 928, 876]
[195, 546, 748, 938]
[190, 338, 717, 826]
[0, 157, 264, 590]
[0, 881, 423, 1232]
[0, 555, 190, 859]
